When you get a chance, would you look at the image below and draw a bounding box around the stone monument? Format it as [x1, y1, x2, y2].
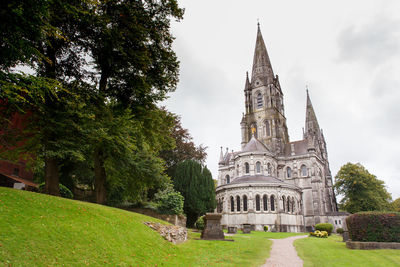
[201, 213, 225, 240]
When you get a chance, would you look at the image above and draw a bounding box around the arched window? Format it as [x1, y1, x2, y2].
[286, 167, 292, 178]
[257, 92, 263, 108]
[291, 198, 295, 213]
[301, 165, 307, 177]
[263, 195, 268, 211]
[256, 195, 260, 211]
[270, 195, 275, 211]
[226, 175, 230, 184]
[236, 165, 239, 176]
[287, 197, 290, 213]
[265, 120, 270, 136]
[230, 196, 234, 212]
[236, 196, 241, 212]
[267, 163, 271, 175]
[245, 162, 250, 174]
[243, 195, 248, 211]
[256, 162, 261, 173]
[282, 196, 286, 212]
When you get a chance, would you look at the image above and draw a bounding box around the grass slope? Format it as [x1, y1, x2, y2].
[0, 187, 300, 266]
[294, 234, 400, 267]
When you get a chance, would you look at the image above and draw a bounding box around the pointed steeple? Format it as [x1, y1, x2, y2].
[218, 147, 225, 165]
[251, 23, 275, 85]
[304, 89, 321, 139]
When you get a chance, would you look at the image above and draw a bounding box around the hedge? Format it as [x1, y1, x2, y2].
[346, 211, 400, 242]
[315, 223, 333, 236]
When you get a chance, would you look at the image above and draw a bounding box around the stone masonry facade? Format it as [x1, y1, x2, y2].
[216, 24, 345, 232]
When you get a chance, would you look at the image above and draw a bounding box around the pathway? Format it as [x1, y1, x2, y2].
[262, 235, 308, 267]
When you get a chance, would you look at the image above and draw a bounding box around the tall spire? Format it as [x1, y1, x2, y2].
[251, 23, 275, 85]
[304, 89, 321, 139]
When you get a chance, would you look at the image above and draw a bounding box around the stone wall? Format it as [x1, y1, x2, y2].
[126, 208, 187, 227]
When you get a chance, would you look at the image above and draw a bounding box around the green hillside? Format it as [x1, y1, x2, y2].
[0, 187, 300, 266]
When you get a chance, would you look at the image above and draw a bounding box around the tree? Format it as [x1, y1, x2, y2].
[173, 160, 216, 227]
[159, 114, 207, 177]
[391, 198, 400, 212]
[334, 163, 392, 213]
[80, 0, 184, 204]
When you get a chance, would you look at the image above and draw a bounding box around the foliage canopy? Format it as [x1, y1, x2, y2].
[334, 163, 391, 213]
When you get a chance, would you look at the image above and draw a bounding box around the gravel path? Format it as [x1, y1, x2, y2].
[262, 235, 308, 267]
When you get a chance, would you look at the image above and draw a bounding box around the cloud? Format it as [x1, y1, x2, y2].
[337, 17, 400, 67]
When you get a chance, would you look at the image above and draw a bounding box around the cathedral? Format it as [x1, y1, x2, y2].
[216, 24, 347, 232]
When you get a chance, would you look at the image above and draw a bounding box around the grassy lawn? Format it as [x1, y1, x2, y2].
[0, 187, 300, 266]
[294, 234, 400, 267]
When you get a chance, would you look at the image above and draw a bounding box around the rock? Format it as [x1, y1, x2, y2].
[144, 222, 187, 244]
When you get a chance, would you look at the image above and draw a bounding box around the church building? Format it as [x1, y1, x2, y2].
[216, 24, 346, 232]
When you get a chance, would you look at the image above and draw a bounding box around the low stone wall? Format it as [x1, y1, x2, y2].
[144, 222, 187, 244]
[346, 241, 400, 250]
[125, 208, 187, 227]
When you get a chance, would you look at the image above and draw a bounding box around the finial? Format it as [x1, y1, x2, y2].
[226, 147, 228, 152]
[306, 84, 309, 95]
[246, 71, 249, 78]
[257, 18, 260, 27]
[220, 146, 223, 151]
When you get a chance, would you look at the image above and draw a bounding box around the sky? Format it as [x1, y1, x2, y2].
[162, 0, 400, 200]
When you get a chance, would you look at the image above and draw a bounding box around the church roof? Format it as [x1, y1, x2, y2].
[282, 139, 308, 156]
[242, 136, 269, 153]
[229, 175, 298, 189]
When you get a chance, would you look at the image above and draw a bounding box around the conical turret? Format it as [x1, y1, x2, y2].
[218, 146, 224, 165]
[251, 23, 275, 85]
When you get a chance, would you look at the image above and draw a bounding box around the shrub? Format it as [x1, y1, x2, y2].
[309, 230, 328, 238]
[154, 187, 184, 215]
[263, 225, 268, 232]
[38, 183, 73, 199]
[195, 216, 205, 230]
[315, 223, 333, 236]
[346, 211, 400, 242]
[336, 228, 344, 234]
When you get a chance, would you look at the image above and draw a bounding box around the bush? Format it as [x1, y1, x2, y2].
[154, 187, 184, 215]
[195, 216, 205, 230]
[336, 228, 344, 234]
[346, 211, 400, 242]
[315, 223, 333, 236]
[263, 226, 268, 232]
[309, 230, 328, 238]
[38, 183, 73, 199]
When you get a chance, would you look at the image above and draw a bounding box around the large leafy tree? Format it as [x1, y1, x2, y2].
[80, 0, 183, 204]
[334, 163, 392, 213]
[1, 0, 184, 203]
[173, 160, 216, 227]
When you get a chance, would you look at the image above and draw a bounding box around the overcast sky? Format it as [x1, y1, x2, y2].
[162, 0, 400, 200]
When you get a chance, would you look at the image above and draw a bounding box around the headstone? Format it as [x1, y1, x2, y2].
[201, 213, 225, 240]
[228, 227, 237, 234]
[243, 224, 252, 234]
[343, 231, 350, 242]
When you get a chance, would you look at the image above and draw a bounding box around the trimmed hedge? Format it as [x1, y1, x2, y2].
[346, 211, 400, 242]
[315, 223, 333, 236]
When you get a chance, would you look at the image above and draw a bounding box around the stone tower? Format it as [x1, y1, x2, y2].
[241, 24, 289, 153]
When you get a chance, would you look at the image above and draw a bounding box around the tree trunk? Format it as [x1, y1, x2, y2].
[45, 157, 60, 196]
[94, 148, 107, 204]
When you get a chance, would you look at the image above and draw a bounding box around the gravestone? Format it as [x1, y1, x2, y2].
[243, 224, 252, 234]
[228, 226, 237, 234]
[201, 213, 224, 240]
[342, 231, 350, 242]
